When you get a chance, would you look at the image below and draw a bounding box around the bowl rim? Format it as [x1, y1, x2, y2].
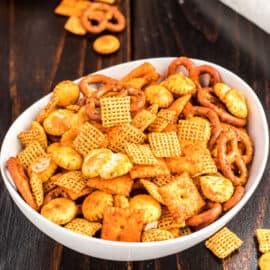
[0, 57, 269, 251]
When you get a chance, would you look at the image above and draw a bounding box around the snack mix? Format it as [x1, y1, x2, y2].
[6, 56, 254, 243]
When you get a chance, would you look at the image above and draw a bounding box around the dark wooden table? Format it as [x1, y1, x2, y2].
[1, 0, 270, 269]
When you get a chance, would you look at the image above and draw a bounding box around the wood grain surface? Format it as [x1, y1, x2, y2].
[0, 0, 270, 269]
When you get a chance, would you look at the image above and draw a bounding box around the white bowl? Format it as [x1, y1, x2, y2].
[0, 57, 269, 261]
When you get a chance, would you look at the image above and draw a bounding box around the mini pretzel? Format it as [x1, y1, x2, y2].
[79, 74, 117, 97]
[85, 97, 102, 122]
[128, 88, 146, 113]
[197, 87, 247, 127]
[6, 157, 38, 211]
[167, 56, 195, 76]
[217, 130, 252, 185]
[186, 202, 222, 229]
[223, 185, 245, 212]
[81, 9, 108, 34]
[106, 6, 126, 32]
[190, 64, 221, 88]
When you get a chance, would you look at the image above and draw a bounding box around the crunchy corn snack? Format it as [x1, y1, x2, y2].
[142, 228, 174, 242]
[205, 227, 243, 259]
[256, 229, 270, 253]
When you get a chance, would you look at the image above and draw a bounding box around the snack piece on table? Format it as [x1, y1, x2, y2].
[130, 158, 170, 179]
[100, 96, 131, 127]
[17, 141, 46, 169]
[148, 131, 181, 157]
[93, 35, 120, 55]
[205, 227, 243, 259]
[64, 16, 87, 35]
[73, 122, 108, 156]
[101, 206, 144, 242]
[65, 218, 101, 237]
[87, 175, 133, 196]
[159, 173, 205, 224]
[82, 191, 113, 221]
[161, 72, 196, 96]
[54, 0, 91, 17]
[41, 197, 77, 225]
[125, 143, 158, 165]
[256, 229, 270, 253]
[142, 228, 174, 242]
[129, 194, 162, 224]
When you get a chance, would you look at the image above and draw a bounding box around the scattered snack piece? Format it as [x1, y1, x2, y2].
[258, 253, 270, 270]
[93, 35, 120, 55]
[101, 207, 144, 242]
[142, 228, 174, 242]
[65, 218, 101, 237]
[54, 0, 91, 17]
[41, 198, 77, 225]
[64, 16, 87, 35]
[256, 229, 270, 253]
[205, 227, 243, 259]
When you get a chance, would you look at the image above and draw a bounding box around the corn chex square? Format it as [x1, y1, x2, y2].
[100, 96, 131, 127]
[73, 122, 107, 156]
[149, 109, 177, 132]
[205, 227, 243, 259]
[125, 143, 158, 165]
[148, 132, 181, 157]
[107, 124, 146, 153]
[256, 229, 270, 253]
[178, 117, 211, 146]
